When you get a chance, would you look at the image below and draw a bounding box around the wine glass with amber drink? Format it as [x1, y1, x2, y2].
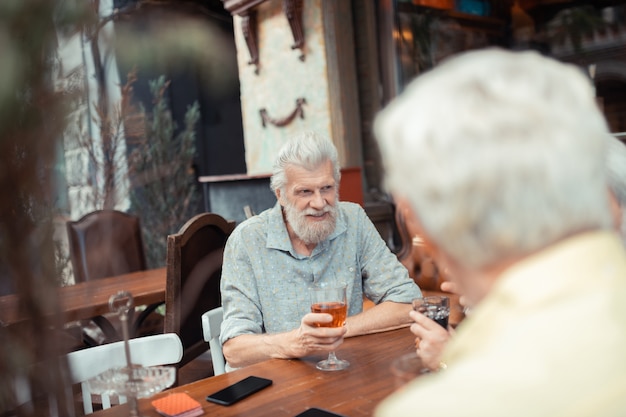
[309, 283, 350, 371]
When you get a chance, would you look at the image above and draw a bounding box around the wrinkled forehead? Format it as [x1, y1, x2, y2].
[284, 160, 336, 190]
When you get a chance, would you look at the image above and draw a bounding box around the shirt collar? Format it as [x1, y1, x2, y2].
[444, 230, 626, 363]
[493, 230, 624, 305]
[265, 201, 348, 255]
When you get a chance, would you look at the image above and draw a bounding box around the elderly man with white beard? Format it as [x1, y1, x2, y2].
[220, 131, 421, 370]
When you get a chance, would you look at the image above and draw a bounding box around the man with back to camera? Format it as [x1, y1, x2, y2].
[410, 133, 626, 373]
[219, 131, 421, 370]
[374, 48, 626, 416]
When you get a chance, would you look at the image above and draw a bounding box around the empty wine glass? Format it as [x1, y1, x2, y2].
[309, 283, 350, 371]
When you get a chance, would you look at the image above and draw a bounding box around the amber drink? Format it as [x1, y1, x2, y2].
[309, 283, 350, 371]
[311, 302, 347, 327]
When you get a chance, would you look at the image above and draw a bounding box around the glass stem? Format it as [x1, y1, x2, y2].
[129, 395, 140, 417]
[328, 351, 339, 363]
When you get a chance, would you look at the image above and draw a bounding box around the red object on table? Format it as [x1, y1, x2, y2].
[151, 393, 202, 417]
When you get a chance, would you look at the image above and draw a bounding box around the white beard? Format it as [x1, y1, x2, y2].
[284, 200, 338, 245]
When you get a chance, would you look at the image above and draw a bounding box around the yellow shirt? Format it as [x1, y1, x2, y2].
[376, 231, 626, 417]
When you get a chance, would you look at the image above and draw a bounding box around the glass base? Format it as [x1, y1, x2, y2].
[316, 358, 350, 371]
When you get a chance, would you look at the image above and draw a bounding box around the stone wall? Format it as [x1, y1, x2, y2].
[232, 0, 362, 173]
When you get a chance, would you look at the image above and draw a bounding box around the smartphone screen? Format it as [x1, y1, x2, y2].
[206, 376, 272, 406]
[294, 408, 346, 417]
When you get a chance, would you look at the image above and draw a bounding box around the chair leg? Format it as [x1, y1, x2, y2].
[89, 316, 122, 344]
[132, 302, 164, 337]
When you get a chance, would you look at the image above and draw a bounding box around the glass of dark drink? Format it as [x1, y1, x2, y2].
[412, 296, 450, 329]
[310, 283, 350, 371]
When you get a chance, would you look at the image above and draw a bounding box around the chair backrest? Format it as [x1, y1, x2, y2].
[201, 306, 225, 376]
[65, 333, 183, 415]
[165, 213, 235, 371]
[66, 210, 147, 283]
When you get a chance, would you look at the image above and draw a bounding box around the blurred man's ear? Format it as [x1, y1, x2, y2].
[609, 190, 622, 232]
[394, 196, 438, 257]
[609, 188, 622, 232]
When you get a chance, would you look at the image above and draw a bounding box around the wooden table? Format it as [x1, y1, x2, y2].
[0, 267, 166, 327]
[93, 327, 419, 417]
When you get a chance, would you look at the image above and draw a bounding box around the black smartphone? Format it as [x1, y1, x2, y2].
[205, 376, 272, 406]
[294, 408, 346, 417]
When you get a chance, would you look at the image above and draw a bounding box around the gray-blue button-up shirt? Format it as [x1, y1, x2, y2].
[220, 201, 421, 346]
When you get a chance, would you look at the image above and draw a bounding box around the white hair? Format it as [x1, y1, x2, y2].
[375, 48, 612, 270]
[606, 135, 626, 242]
[270, 131, 341, 194]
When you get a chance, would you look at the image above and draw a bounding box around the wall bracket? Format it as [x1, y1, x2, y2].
[259, 97, 306, 128]
[221, 0, 306, 74]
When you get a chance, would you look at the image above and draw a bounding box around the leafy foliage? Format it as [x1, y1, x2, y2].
[129, 76, 201, 267]
[71, 69, 141, 211]
[548, 5, 607, 53]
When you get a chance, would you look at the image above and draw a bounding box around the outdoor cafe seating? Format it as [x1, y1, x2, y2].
[66, 210, 163, 345]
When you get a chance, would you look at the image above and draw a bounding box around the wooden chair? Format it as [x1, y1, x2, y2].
[243, 205, 256, 219]
[165, 213, 235, 381]
[65, 333, 183, 415]
[394, 206, 465, 326]
[201, 306, 226, 376]
[66, 210, 161, 344]
[67, 210, 147, 283]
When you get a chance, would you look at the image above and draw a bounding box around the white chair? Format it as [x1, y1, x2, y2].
[65, 333, 183, 415]
[201, 306, 226, 376]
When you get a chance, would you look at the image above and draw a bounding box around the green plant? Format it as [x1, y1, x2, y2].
[408, 12, 436, 73]
[129, 76, 201, 267]
[547, 5, 607, 53]
[70, 69, 141, 211]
